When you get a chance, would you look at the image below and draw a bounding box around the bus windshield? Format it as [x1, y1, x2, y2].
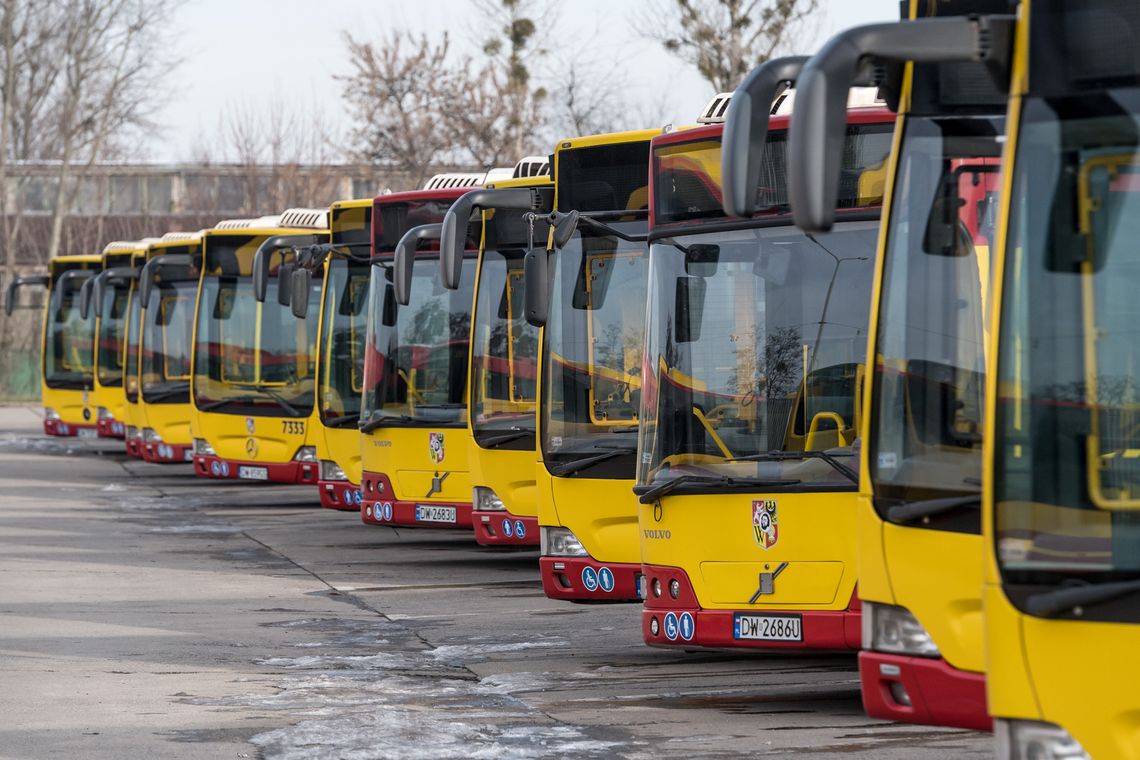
[319, 258, 370, 425]
[141, 269, 196, 405]
[192, 234, 321, 418]
[995, 90, 1140, 613]
[96, 278, 130, 388]
[360, 254, 476, 428]
[868, 115, 1004, 533]
[470, 207, 546, 449]
[45, 275, 95, 390]
[540, 223, 648, 476]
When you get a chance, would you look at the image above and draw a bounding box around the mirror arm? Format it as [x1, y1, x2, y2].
[441, 187, 545, 290]
[4, 274, 50, 316]
[573, 213, 646, 242]
[394, 223, 443, 306]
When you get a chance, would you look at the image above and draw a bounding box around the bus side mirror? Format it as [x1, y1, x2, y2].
[722, 56, 807, 217]
[381, 279, 398, 327]
[441, 187, 542, 290]
[789, 16, 1012, 232]
[4, 274, 50, 316]
[675, 276, 706, 343]
[523, 247, 551, 327]
[79, 275, 97, 320]
[277, 263, 295, 306]
[290, 267, 311, 319]
[253, 234, 324, 302]
[394, 223, 443, 306]
[552, 210, 579, 249]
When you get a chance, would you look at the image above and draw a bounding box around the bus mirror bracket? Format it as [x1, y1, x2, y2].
[139, 254, 192, 307]
[552, 210, 579, 249]
[4, 273, 49, 316]
[252, 234, 324, 303]
[394, 223, 443, 307]
[441, 187, 544, 290]
[788, 15, 1014, 233]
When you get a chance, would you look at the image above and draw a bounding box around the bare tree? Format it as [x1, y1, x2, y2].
[644, 0, 819, 92]
[338, 30, 458, 189]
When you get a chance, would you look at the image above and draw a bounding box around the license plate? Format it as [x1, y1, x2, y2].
[237, 465, 268, 481]
[77, 428, 98, 439]
[415, 505, 456, 523]
[733, 612, 803, 642]
[183, 449, 194, 462]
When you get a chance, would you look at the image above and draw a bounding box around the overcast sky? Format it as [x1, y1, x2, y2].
[149, 0, 899, 163]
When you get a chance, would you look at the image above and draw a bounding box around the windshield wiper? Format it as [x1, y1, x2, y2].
[324, 413, 360, 428]
[414, 403, 466, 410]
[548, 446, 635, 477]
[199, 387, 300, 416]
[359, 413, 414, 433]
[198, 395, 255, 412]
[730, 450, 858, 484]
[887, 494, 981, 524]
[144, 382, 190, 403]
[635, 473, 802, 504]
[1026, 577, 1140, 618]
[480, 430, 535, 448]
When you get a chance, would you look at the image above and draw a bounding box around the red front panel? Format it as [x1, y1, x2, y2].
[859, 651, 991, 731]
[473, 511, 539, 546]
[97, 417, 126, 438]
[141, 442, 193, 464]
[320, 480, 362, 511]
[193, 454, 317, 485]
[359, 471, 473, 529]
[125, 439, 143, 458]
[539, 556, 642, 602]
[44, 419, 96, 437]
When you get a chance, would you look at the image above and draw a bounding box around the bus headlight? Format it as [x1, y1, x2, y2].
[97, 406, 112, 420]
[540, 527, 588, 557]
[193, 437, 215, 456]
[44, 407, 60, 421]
[293, 446, 318, 463]
[126, 426, 140, 440]
[995, 720, 1090, 760]
[319, 459, 348, 481]
[862, 602, 941, 658]
[142, 427, 163, 444]
[473, 487, 507, 511]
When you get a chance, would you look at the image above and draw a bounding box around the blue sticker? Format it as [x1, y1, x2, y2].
[514, 520, 526, 539]
[353, 489, 363, 506]
[679, 612, 695, 641]
[598, 566, 615, 593]
[210, 461, 220, 476]
[502, 518, 514, 538]
[221, 462, 230, 477]
[581, 566, 599, 592]
[663, 612, 679, 641]
[383, 502, 393, 521]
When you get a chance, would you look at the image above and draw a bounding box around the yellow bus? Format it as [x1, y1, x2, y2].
[779, 0, 1012, 728]
[983, 2, 1140, 757]
[7, 254, 101, 437]
[189, 210, 329, 483]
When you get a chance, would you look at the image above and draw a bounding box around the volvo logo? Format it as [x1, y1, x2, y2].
[245, 437, 258, 457]
[425, 471, 450, 498]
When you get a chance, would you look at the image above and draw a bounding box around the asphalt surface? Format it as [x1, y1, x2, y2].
[0, 405, 991, 758]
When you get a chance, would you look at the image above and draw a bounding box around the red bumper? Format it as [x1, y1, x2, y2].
[641, 607, 860, 650]
[97, 417, 126, 439]
[359, 471, 473, 528]
[125, 438, 143, 458]
[859, 651, 991, 731]
[141, 441, 194, 464]
[539, 556, 642, 602]
[473, 511, 539, 546]
[192, 454, 318, 485]
[44, 420, 96, 437]
[320, 480, 362, 511]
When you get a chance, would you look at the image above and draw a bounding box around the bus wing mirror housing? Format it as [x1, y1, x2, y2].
[290, 267, 311, 319]
[523, 247, 551, 327]
[675, 276, 706, 344]
[722, 56, 807, 218]
[394, 223, 442, 306]
[789, 15, 1014, 233]
[552, 210, 579, 249]
[252, 234, 323, 302]
[441, 188, 543, 290]
[277, 263, 295, 306]
[5, 274, 49, 316]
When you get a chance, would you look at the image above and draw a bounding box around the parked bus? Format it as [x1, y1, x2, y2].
[437, 163, 553, 545]
[357, 176, 487, 529]
[638, 90, 893, 649]
[189, 210, 329, 483]
[982, 1, 1140, 757]
[121, 246, 148, 459]
[776, 0, 1012, 729]
[136, 232, 204, 463]
[6, 254, 101, 437]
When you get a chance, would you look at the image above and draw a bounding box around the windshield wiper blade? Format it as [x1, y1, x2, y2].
[731, 450, 858, 484]
[548, 447, 635, 477]
[414, 403, 466, 410]
[198, 395, 254, 412]
[481, 430, 535, 448]
[1026, 577, 1140, 618]
[636, 474, 802, 504]
[887, 494, 981, 524]
[254, 387, 300, 416]
[324, 413, 360, 428]
[144, 382, 191, 402]
[360, 413, 414, 433]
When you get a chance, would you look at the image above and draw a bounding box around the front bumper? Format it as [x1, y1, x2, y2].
[142, 441, 194, 464]
[859, 650, 991, 731]
[97, 418, 126, 438]
[473, 511, 539, 546]
[539, 556, 642, 602]
[44, 419, 97, 437]
[320, 480, 363, 511]
[640, 606, 860, 650]
[125, 438, 143, 458]
[360, 497, 474, 529]
[192, 454, 318, 485]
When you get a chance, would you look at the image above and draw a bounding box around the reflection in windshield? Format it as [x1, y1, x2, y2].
[320, 259, 369, 424]
[869, 116, 1004, 529]
[96, 280, 129, 388]
[361, 256, 475, 427]
[124, 285, 141, 402]
[639, 223, 879, 488]
[471, 248, 539, 447]
[541, 225, 647, 475]
[45, 277, 95, 389]
[141, 277, 196, 404]
[996, 92, 1140, 599]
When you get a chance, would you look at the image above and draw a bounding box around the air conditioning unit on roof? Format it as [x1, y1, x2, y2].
[512, 156, 550, 178]
[697, 92, 734, 124]
[278, 207, 328, 229]
[422, 172, 486, 190]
